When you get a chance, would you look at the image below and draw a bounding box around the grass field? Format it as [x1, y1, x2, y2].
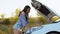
[0, 25, 13, 34]
[0, 17, 48, 34]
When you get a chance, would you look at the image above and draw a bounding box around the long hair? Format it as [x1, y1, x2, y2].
[23, 5, 30, 14]
[19, 5, 30, 21]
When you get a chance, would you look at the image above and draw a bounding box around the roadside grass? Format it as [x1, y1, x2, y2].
[0, 17, 48, 34]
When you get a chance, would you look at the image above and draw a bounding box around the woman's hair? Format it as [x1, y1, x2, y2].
[19, 5, 30, 21]
[22, 5, 30, 13]
[19, 5, 30, 16]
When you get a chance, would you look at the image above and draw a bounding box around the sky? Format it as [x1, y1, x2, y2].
[0, 0, 60, 18]
[0, 0, 38, 18]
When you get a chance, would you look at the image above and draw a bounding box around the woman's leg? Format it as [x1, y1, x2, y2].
[14, 29, 22, 34]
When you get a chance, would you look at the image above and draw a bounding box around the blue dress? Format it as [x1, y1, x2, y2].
[13, 13, 28, 30]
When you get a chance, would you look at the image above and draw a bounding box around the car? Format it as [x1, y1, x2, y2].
[25, 0, 60, 34]
[25, 22, 60, 34]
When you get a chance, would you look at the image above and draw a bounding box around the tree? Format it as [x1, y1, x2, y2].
[2, 18, 10, 25]
[36, 10, 41, 16]
[9, 8, 21, 25]
[15, 8, 21, 16]
[38, 16, 48, 24]
[13, 8, 21, 24]
[14, 8, 21, 21]
[1, 14, 5, 20]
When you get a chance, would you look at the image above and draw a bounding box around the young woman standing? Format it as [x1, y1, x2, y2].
[13, 5, 31, 34]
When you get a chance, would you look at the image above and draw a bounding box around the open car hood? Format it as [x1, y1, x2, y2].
[31, 0, 60, 17]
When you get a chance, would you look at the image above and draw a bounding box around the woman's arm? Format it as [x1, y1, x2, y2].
[19, 12, 28, 33]
[20, 12, 28, 27]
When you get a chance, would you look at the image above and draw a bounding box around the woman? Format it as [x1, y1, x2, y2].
[13, 5, 31, 34]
